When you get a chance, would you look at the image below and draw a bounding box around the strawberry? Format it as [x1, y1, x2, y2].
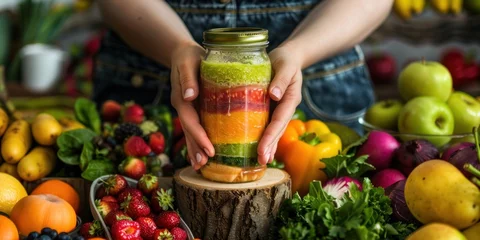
[102, 100, 122, 122]
[138, 174, 159, 196]
[150, 188, 174, 213]
[117, 187, 144, 203]
[123, 102, 145, 124]
[155, 211, 180, 229]
[105, 210, 133, 226]
[172, 117, 183, 140]
[153, 229, 173, 240]
[119, 157, 147, 180]
[149, 132, 166, 155]
[95, 198, 119, 219]
[170, 227, 187, 240]
[121, 196, 151, 219]
[124, 136, 152, 157]
[101, 195, 118, 204]
[103, 174, 128, 196]
[111, 220, 142, 240]
[95, 186, 107, 199]
[136, 217, 157, 240]
[79, 220, 103, 239]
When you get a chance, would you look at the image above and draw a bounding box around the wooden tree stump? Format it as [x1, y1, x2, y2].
[173, 167, 291, 240]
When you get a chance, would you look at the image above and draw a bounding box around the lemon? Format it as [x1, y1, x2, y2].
[0, 172, 27, 216]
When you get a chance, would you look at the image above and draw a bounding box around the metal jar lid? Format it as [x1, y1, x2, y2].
[203, 27, 269, 47]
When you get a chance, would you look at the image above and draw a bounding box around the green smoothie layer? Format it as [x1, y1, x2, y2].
[214, 142, 258, 158]
[201, 61, 271, 86]
[209, 156, 260, 167]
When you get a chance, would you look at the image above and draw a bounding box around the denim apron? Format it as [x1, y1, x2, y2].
[92, 0, 375, 134]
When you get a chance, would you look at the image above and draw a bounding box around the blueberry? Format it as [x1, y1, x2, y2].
[38, 235, 52, 240]
[106, 137, 117, 146]
[48, 230, 58, 239]
[27, 232, 40, 240]
[148, 151, 156, 157]
[72, 236, 84, 240]
[57, 233, 71, 240]
[41, 227, 52, 235]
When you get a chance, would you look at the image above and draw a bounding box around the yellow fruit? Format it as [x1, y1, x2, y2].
[1, 120, 32, 164]
[405, 160, 480, 229]
[451, 0, 463, 14]
[407, 223, 466, 240]
[17, 147, 56, 182]
[431, 0, 450, 13]
[394, 0, 426, 20]
[0, 108, 9, 138]
[0, 172, 28, 215]
[32, 113, 63, 146]
[0, 162, 21, 180]
[59, 117, 85, 132]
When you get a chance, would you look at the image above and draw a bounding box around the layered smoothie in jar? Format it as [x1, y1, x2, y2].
[199, 28, 271, 183]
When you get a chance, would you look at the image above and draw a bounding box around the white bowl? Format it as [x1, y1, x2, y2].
[89, 175, 195, 240]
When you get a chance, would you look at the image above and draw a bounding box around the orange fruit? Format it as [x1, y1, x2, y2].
[0, 172, 27, 215]
[202, 110, 269, 144]
[31, 179, 80, 213]
[0, 215, 19, 240]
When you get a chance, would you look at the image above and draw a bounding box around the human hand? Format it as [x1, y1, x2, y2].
[257, 45, 303, 165]
[170, 41, 214, 170]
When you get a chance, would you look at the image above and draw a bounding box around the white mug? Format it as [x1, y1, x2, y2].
[20, 43, 68, 93]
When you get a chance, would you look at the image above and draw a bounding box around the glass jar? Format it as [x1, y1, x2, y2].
[199, 28, 271, 183]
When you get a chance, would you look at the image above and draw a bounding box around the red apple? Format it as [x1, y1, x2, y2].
[441, 48, 479, 87]
[366, 52, 397, 84]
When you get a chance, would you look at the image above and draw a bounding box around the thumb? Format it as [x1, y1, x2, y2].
[269, 61, 297, 101]
[177, 63, 200, 101]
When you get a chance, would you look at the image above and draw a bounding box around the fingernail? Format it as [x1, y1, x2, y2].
[189, 158, 195, 167]
[203, 148, 210, 156]
[271, 87, 281, 99]
[264, 153, 270, 164]
[196, 153, 202, 163]
[184, 88, 194, 99]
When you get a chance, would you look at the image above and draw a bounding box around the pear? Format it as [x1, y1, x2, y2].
[405, 160, 480, 229]
[463, 222, 480, 240]
[407, 223, 466, 240]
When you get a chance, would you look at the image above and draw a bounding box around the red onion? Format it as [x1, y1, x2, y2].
[323, 177, 362, 206]
[356, 131, 400, 171]
[449, 127, 480, 187]
[442, 142, 475, 161]
[394, 139, 440, 176]
[385, 180, 421, 224]
[371, 169, 406, 189]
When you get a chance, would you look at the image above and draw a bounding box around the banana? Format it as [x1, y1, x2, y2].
[430, 0, 463, 14]
[394, 0, 426, 20]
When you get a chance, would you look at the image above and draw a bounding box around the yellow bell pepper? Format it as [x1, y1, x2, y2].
[276, 119, 342, 196]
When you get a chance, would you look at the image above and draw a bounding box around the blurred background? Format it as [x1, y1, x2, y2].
[0, 0, 478, 101]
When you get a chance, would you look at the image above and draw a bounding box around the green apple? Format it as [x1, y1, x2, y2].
[364, 99, 403, 130]
[447, 91, 480, 134]
[398, 60, 453, 102]
[465, 0, 480, 14]
[398, 96, 454, 147]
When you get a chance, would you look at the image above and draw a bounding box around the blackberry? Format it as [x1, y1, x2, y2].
[114, 123, 143, 143]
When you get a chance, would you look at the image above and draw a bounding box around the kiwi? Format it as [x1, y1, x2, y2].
[325, 122, 361, 148]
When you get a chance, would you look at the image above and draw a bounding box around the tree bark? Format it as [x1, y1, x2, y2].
[173, 167, 291, 240]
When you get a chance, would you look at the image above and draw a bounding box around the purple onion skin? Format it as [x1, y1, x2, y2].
[394, 139, 440, 176]
[449, 146, 480, 179]
[385, 180, 421, 225]
[441, 142, 476, 161]
[356, 131, 400, 171]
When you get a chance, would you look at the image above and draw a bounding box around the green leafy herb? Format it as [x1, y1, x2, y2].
[267, 159, 285, 169]
[74, 98, 101, 134]
[273, 179, 417, 240]
[81, 160, 116, 181]
[57, 128, 97, 165]
[79, 141, 94, 171]
[323, 153, 375, 179]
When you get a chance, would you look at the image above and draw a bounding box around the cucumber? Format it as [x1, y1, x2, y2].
[209, 156, 259, 167]
[214, 142, 258, 158]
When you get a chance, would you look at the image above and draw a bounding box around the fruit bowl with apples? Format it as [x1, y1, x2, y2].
[361, 59, 480, 149]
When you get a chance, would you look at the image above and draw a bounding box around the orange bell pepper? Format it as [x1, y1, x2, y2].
[276, 119, 342, 196]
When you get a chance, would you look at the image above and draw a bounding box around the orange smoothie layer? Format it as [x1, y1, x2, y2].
[202, 110, 269, 144]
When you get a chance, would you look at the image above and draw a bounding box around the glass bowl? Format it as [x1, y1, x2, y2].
[358, 117, 474, 150]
